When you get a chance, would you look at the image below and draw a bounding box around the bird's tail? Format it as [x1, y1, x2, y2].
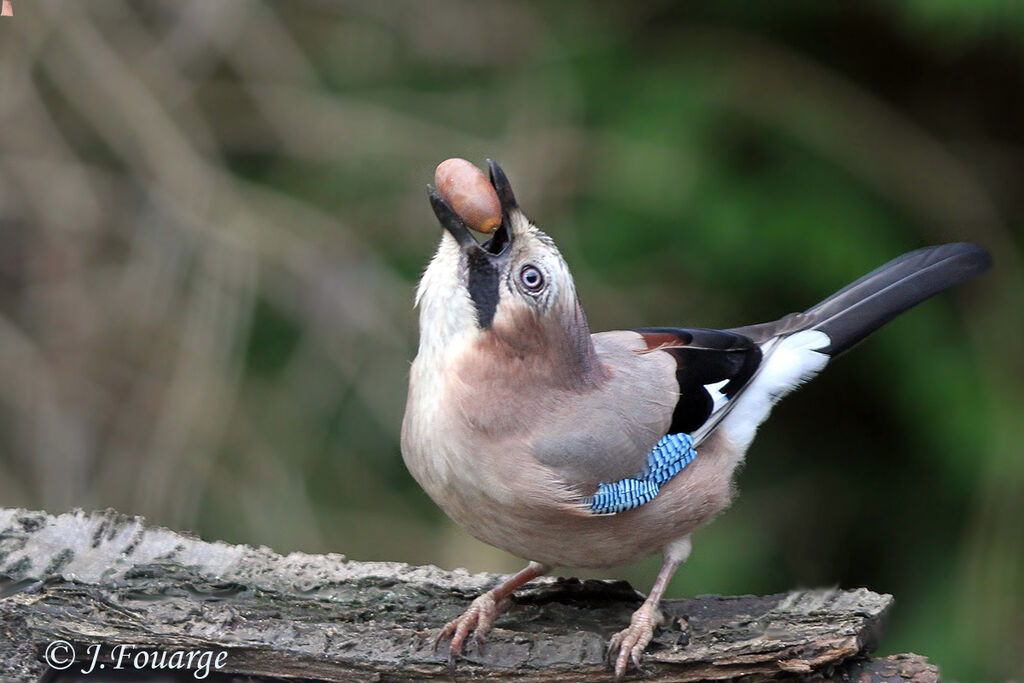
[706, 243, 991, 450]
[731, 242, 992, 356]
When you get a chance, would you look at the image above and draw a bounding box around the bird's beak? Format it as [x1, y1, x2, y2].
[427, 159, 517, 260]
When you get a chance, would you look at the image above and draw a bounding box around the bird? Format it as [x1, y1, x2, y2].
[400, 159, 991, 678]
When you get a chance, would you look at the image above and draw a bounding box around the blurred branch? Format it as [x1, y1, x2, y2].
[690, 26, 1011, 249]
[0, 507, 931, 683]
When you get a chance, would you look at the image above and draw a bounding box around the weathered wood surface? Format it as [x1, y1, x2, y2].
[0, 508, 937, 682]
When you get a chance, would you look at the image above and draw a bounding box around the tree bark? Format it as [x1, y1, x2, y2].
[0, 508, 937, 682]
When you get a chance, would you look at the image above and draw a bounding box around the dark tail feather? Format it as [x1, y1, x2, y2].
[731, 243, 991, 357]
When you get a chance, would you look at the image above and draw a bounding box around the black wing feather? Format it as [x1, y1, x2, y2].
[633, 327, 762, 434]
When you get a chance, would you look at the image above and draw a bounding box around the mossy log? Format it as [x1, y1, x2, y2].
[0, 508, 937, 682]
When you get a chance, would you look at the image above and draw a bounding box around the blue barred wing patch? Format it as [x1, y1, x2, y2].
[587, 433, 697, 514]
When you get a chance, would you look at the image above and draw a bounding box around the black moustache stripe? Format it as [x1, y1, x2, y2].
[467, 251, 500, 329]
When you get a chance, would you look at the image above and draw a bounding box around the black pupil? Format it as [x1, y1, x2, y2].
[522, 267, 541, 289]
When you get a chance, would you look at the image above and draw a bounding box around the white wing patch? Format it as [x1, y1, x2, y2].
[718, 329, 831, 452]
[705, 378, 730, 414]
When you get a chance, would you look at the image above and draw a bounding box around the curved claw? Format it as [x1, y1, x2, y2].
[433, 619, 457, 653]
[607, 603, 666, 680]
[470, 629, 488, 649]
[434, 592, 510, 670]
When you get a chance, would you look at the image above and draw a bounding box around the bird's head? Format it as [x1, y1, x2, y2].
[415, 161, 601, 387]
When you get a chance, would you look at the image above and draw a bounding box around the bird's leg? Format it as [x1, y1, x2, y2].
[436, 561, 550, 666]
[608, 536, 692, 679]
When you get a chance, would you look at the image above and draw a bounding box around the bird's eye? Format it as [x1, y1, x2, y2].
[519, 265, 545, 292]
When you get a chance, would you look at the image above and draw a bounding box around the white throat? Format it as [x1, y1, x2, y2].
[414, 233, 480, 364]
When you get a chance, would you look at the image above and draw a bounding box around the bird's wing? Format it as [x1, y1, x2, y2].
[630, 327, 763, 435]
[529, 328, 761, 501]
[529, 244, 991, 515]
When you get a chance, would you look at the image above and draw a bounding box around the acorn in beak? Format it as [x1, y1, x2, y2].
[428, 158, 517, 258]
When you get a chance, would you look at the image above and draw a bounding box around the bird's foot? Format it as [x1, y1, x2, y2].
[435, 591, 512, 670]
[607, 601, 666, 679]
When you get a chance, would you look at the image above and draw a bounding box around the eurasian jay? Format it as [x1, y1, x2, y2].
[400, 159, 991, 678]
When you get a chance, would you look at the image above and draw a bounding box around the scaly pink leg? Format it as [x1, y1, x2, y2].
[608, 537, 692, 679]
[436, 561, 550, 668]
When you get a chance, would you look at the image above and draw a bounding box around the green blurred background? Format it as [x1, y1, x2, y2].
[0, 1, 1021, 679]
